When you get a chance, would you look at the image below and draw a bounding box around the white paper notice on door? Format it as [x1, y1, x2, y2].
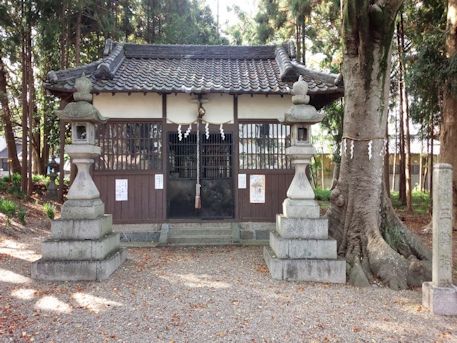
[115, 179, 128, 201]
[155, 174, 164, 189]
[250, 175, 265, 203]
[238, 174, 247, 189]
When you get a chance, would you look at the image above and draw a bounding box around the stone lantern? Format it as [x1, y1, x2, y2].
[263, 76, 346, 283]
[282, 76, 324, 218]
[32, 75, 126, 281]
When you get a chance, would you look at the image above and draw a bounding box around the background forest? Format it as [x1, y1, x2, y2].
[0, 0, 449, 211]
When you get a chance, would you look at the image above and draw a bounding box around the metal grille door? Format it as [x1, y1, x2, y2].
[167, 133, 234, 219]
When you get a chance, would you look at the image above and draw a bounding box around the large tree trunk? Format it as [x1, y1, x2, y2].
[59, 3, 67, 70]
[328, 0, 431, 289]
[0, 57, 21, 174]
[397, 13, 412, 211]
[384, 123, 390, 196]
[26, 0, 33, 195]
[75, 10, 81, 65]
[20, 0, 29, 194]
[441, 0, 457, 230]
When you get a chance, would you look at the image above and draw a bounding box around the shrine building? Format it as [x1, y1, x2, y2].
[45, 40, 343, 243]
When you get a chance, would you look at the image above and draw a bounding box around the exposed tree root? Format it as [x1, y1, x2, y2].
[328, 186, 432, 289]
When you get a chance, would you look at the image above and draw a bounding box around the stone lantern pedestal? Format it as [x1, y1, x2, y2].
[32, 76, 126, 281]
[263, 76, 346, 283]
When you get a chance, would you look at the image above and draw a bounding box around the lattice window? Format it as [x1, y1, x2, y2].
[168, 133, 232, 180]
[239, 122, 291, 170]
[95, 121, 162, 171]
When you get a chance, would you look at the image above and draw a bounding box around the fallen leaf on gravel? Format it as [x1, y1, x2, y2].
[352, 326, 361, 333]
[256, 264, 268, 273]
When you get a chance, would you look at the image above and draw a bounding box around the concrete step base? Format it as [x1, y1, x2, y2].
[263, 246, 346, 283]
[276, 215, 328, 239]
[422, 282, 457, 316]
[270, 231, 337, 259]
[167, 235, 233, 245]
[51, 215, 112, 240]
[31, 248, 127, 281]
[168, 228, 232, 237]
[41, 233, 120, 261]
[168, 222, 232, 229]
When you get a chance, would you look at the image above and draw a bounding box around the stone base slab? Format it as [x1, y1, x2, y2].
[61, 198, 105, 220]
[263, 246, 346, 283]
[422, 282, 457, 316]
[276, 215, 328, 239]
[42, 233, 120, 260]
[282, 199, 320, 218]
[32, 248, 127, 281]
[51, 215, 112, 240]
[270, 231, 337, 259]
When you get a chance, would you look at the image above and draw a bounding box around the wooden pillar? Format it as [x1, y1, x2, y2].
[233, 94, 239, 220]
[162, 93, 167, 221]
[58, 119, 65, 203]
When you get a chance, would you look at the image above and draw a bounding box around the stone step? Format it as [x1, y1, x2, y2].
[42, 233, 120, 261]
[168, 228, 233, 237]
[168, 222, 232, 229]
[276, 215, 328, 239]
[263, 246, 346, 283]
[270, 231, 337, 259]
[167, 235, 233, 246]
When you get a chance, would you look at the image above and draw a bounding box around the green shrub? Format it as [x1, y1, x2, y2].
[314, 188, 331, 201]
[43, 202, 56, 220]
[2, 175, 10, 182]
[17, 207, 26, 225]
[0, 180, 7, 192]
[11, 173, 21, 186]
[0, 198, 17, 218]
[8, 173, 23, 196]
[32, 174, 50, 186]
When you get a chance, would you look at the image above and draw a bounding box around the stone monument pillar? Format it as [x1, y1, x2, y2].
[263, 76, 346, 283]
[46, 156, 59, 200]
[32, 75, 126, 281]
[422, 163, 457, 315]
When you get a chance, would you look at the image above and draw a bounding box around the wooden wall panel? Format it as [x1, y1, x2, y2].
[93, 172, 165, 224]
[238, 171, 294, 222]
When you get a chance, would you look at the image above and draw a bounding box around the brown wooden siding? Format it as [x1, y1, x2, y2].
[238, 170, 293, 221]
[93, 171, 165, 224]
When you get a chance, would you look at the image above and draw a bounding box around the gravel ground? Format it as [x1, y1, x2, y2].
[1, 231, 456, 343]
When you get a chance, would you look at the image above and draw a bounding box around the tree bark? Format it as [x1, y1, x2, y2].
[0, 57, 21, 174]
[441, 0, 457, 229]
[398, 13, 412, 211]
[26, 0, 33, 195]
[301, 17, 306, 65]
[20, 0, 29, 194]
[75, 10, 81, 65]
[328, 0, 431, 289]
[384, 123, 390, 196]
[59, 3, 67, 70]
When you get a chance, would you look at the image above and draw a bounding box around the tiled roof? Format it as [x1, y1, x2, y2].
[45, 40, 343, 107]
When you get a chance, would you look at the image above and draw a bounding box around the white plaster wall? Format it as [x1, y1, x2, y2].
[166, 93, 234, 124]
[93, 93, 162, 118]
[238, 94, 292, 120]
